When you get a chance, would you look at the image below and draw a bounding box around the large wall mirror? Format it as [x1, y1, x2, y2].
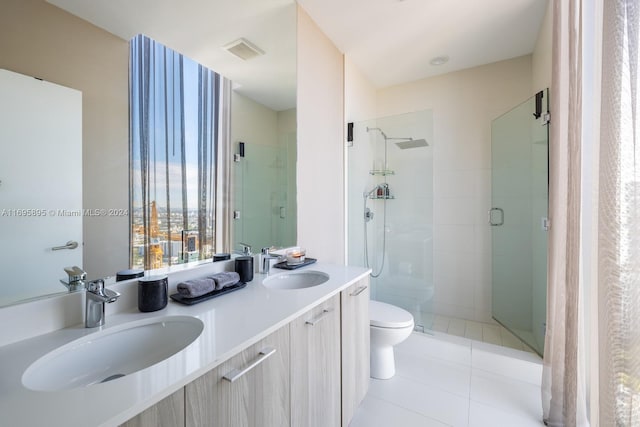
[0, 0, 296, 307]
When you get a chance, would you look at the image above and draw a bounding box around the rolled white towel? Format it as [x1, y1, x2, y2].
[177, 278, 215, 298]
[209, 271, 241, 290]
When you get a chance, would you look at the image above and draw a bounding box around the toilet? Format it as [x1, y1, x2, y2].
[369, 300, 415, 379]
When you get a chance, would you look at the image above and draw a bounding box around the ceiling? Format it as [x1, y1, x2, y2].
[297, 0, 548, 88]
[47, 0, 548, 108]
[47, 0, 297, 111]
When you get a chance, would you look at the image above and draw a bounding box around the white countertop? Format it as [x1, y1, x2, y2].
[0, 263, 369, 427]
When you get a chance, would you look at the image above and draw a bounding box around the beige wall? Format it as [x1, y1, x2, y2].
[231, 91, 279, 147]
[0, 0, 129, 278]
[296, 6, 345, 264]
[344, 57, 378, 124]
[375, 56, 533, 322]
[532, 0, 553, 92]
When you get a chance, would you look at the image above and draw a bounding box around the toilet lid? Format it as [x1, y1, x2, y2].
[370, 300, 414, 328]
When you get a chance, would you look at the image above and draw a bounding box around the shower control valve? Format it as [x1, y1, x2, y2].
[364, 207, 374, 222]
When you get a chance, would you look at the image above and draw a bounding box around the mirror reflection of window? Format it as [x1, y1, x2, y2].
[130, 35, 228, 270]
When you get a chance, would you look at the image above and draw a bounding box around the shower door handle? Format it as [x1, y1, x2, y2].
[488, 208, 504, 226]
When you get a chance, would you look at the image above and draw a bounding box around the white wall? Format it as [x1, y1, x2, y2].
[296, 5, 345, 264]
[344, 57, 378, 265]
[532, 0, 553, 92]
[376, 56, 533, 322]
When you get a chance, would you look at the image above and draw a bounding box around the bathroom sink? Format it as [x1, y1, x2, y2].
[262, 271, 330, 290]
[22, 315, 204, 391]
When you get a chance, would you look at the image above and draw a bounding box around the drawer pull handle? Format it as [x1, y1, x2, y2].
[305, 308, 333, 326]
[223, 347, 276, 383]
[350, 285, 368, 296]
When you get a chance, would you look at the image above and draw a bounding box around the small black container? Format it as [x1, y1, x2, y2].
[213, 253, 231, 262]
[138, 275, 168, 312]
[116, 269, 144, 282]
[235, 256, 254, 283]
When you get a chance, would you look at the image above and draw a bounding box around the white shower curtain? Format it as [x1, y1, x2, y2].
[542, 0, 589, 424]
[598, 0, 640, 424]
[543, 0, 640, 425]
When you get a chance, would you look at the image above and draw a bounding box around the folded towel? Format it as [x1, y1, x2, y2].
[209, 271, 241, 290]
[177, 278, 215, 298]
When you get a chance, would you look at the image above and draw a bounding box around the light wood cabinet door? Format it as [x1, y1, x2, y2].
[341, 277, 370, 426]
[120, 388, 185, 427]
[185, 324, 290, 427]
[290, 294, 341, 427]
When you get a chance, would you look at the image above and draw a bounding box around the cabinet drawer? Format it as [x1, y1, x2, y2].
[186, 324, 290, 427]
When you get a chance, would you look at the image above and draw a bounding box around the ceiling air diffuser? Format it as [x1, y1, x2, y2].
[222, 38, 265, 61]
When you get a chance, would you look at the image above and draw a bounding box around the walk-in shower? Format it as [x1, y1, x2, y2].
[349, 110, 434, 330]
[362, 126, 430, 278]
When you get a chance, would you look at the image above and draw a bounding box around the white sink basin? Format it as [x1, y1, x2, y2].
[263, 270, 330, 290]
[22, 315, 204, 391]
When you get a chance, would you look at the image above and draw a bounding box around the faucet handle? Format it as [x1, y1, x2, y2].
[64, 266, 86, 280]
[87, 278, 120, 303]
[238, 242, 252, 256]
[86, 278, 104, 293]
[61, 266, 87, 292]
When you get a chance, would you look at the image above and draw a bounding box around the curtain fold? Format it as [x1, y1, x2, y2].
[598, 0, 640, 425]
[542, 0, 589, 425]
[130, 35, 222, 270]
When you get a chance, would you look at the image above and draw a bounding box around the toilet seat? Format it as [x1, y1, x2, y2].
[370, 300, 414, 329]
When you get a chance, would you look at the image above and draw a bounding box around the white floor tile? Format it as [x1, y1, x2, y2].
[470, 369, 542, 420]
[368, 375, 470, 427]
[395, 350, 471, 398]
[396, 332, 471, 366]
[352, 330, 544, 427]
[349, 395, 449, 427]
[448, 318, 467, 337]
[471, 341, 542, 386]
[500, 327, 525, 351]
[431, 315, 450, 333]
[481, 324, 502, 346]
[468, 401, 545, 427]
[464, 321, 484, 341]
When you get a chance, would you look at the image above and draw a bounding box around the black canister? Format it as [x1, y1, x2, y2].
[235, 256, 254, 282]
[138, 275, 168, 312]
[116, 269, 144, 282]
[213, 253, 231, 262]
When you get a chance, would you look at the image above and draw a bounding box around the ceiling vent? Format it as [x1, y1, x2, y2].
[223, 38, 265, 61]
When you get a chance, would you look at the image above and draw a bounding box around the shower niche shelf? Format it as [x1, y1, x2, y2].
[369, 169, 395, 176]
[369, 195, 395, 200]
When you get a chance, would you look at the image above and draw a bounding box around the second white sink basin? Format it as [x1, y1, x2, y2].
[22, 315, 204, 391]
[263, 270, 330, 290]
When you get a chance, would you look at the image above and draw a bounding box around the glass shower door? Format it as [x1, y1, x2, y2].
[490, 90, 548, 355]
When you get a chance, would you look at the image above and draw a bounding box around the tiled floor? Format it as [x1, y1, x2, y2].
[349, 331, 544, 427]
[426, 315, 539, 354]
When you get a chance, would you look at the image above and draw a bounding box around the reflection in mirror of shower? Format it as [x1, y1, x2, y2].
[349, 111, 434, 333]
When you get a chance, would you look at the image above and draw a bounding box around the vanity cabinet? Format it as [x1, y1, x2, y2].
[185, 324, 290, 427]
[120, 389, 185, 427]
[290, 294, 341, 427]
[121, 275, 370, 427]
[341, 277, 370, 426]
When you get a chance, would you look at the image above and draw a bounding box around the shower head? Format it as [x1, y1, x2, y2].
[395, 138, 429, 149]
[367, 126, 428, 148]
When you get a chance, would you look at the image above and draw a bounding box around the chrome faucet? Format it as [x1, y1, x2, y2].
[60, 266, 87, 292]
[85, 279, 120, 328]
[259, 247, 280, 274]
[235, 242, 253, 256]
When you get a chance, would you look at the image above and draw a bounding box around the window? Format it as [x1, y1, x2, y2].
[129, 35, 227, 270]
